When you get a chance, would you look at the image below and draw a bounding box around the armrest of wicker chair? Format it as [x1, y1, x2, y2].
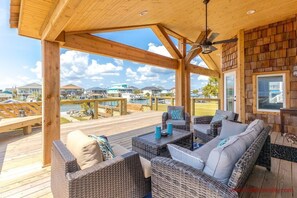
[209, 120, 223, 137]
[192, 115, 213, 124]
[151, 157, 238, 198]
[162, 112, 169, 129]
[66, 151, 150, 198]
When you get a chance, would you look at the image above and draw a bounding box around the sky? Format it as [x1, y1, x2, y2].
[0, 1, 209, 91]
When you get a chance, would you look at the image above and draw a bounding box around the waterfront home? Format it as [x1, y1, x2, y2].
[16, 83, 42, 101]
[60, 84, 84, 98]
[0, 90, 13, 102]
[107, 83, 134, 95]
[85, 87, 107, 98]
[142, 86, 162, 96]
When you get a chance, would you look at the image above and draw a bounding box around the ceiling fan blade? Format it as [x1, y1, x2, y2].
[210, 45, 217, 51]
[208, 32, 219, 42]
[213, 38, 238, 45]
[188, 46, 201, 52]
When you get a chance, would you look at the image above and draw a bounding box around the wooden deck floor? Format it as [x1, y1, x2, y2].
[0, 111, 296, 198]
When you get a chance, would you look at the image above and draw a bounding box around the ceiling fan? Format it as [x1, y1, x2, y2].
[192, 0, 238, 54]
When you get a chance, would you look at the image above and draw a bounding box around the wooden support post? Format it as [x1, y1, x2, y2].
[175, 59, 185, 107]
[191, 98, 195, 116]
[23, 125, 32, 135]
[155, 97, 158, 111]
[237, 30, 246, 123]
[94, 101, 98, 119]
[42, 40, 60, 166]
[219, 75, 224, 110]
[150, 96, 153, 110]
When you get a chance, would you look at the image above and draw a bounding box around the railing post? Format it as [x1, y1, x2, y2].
[171, 97, 174, 106]
[155, 97, 158, 111]
[218, 99, 221, 110]
[94, 101, 98, 119]
[191, 98, 195, 116]
[119, 99, 122, 115]
[150, 96, 153, 110]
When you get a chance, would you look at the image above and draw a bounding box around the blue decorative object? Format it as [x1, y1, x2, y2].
[167, 123, 173, 135]
[89, 135, 115, 160]
[155, 126, 161, 139]
[171, 109, 183, 120]
[217, 137, 230, 147]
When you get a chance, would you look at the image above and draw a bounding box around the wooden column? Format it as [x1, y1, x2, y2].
[237, 30, 246, 122]
[94, 101, 98, 119]
[42, 40, 60, 166]
[219, 73, 224, 110]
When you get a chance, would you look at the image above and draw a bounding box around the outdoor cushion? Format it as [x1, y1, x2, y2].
[89, 135, 115, 161]
[171, 109, 184, 120]
[66, 130, 103, 170]
[166, 119, 186, 126]
[168, 106, 185, 120]
[246, 119, 264, 136]
[193, 136, 220, 162]
[210, 114, 227, 124]
[112, 144, 151, 178]
[219, 120, 248, 139]
[237, 128, 258, 148]
[215, 110, 236, 121]
[203, 136, 247, 184]
[168, 144, 204, 170]
[193, 124, 210, 134]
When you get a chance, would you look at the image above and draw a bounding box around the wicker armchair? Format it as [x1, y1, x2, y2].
[151, 126, 271, 198]
[162, 106, 190, 131]
[193, 110, 239, 142]
[51, 140, 151, 198]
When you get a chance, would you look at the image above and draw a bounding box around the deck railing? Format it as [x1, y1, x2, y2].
[149, 96, 220, 116]
[0, 98, 127, 119]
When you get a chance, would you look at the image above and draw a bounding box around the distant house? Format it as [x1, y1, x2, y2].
[60, 84, 84, 98]
[141, 86, 162, 96]
[107, 83, 134, 95]
[85, 87, 107, 98]
[17, 83, 42, 101]
[0, 90, 13, 102]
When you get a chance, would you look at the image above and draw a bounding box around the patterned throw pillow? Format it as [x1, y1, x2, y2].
[170, 109, 183, 120]
[210, 114, 227, 124]
[89, 135, 115, 161]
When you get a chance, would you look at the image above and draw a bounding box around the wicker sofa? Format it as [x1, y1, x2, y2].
[151, 125, 271, 198]
[193, 110, 239, 142]
[162, 106, 190, 131]
[51, 140, 151, 198]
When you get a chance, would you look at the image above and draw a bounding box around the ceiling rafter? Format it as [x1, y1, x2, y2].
[63, 33, 178, 70]
[151, 24, 182, 59]
[188, 64, 220, 78]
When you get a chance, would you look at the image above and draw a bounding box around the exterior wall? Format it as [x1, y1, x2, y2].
[244, 17, 297, 133]
[222, 38, 238, 72]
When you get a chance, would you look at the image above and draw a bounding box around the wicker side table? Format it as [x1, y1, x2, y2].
[132, 129, 193, 160]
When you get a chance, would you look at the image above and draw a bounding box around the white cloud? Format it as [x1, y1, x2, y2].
[85, 60, 122, 76]
[147, 43, 171, 58]
[126, 68, 138, 78]
[114, 58, 124, 65]
[190, 56, 208, 68]
[30, 61, 42, 79]
[197, 75, 209, 81]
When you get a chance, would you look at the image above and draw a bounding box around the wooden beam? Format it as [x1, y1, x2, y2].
[236, 29, 246, 122]
[42, 40, 60, 166]
[185, 30, 210, 65]
[66, 24, 156, 35]
[188, 64, 220, 78]
[63, 33, 178, 70]
[41, 0, 82, 41]
[199, 54, 220, 71]
[151, 24, 182, 59]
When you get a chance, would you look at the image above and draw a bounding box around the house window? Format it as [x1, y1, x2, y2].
[254, 72, 289, 113]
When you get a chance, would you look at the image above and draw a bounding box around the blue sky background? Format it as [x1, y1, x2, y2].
[0, 0, 209, 90]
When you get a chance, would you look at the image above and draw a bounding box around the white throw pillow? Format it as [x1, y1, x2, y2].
[203, 136, 247, 184]
[66, 130, 103, 170]
[246, 119, 264, 136]
[168, 144, 204, 170]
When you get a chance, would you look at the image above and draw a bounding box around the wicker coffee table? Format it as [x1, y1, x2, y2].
[132, 129, 193, 160]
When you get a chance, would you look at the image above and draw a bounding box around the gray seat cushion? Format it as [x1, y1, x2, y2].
[193, 124, 210, 134]
[193, 136, 220, 162]
[166, 119, 186, 126]
[215, 110, 236, 121]
[219, 120, 248, 139]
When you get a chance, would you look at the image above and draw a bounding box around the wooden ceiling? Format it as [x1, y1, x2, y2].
[10, 0, 297, 67]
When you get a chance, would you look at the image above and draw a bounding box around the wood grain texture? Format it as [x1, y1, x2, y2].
[42, 40, 60, 166]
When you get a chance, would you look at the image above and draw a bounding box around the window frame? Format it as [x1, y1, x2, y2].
[252, 71, 290, 115]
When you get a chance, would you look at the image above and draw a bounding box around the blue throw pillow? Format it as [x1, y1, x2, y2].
[171, 109, 183, 120]
[89, 135, 115, 160]
[210, 114, 227, 124]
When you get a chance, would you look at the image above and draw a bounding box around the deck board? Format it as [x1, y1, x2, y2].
[0, 113, 296, 198]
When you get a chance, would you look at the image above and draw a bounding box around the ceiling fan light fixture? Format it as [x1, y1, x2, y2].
[201, 45, 212, 54]
[247, 10, 256, 15]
